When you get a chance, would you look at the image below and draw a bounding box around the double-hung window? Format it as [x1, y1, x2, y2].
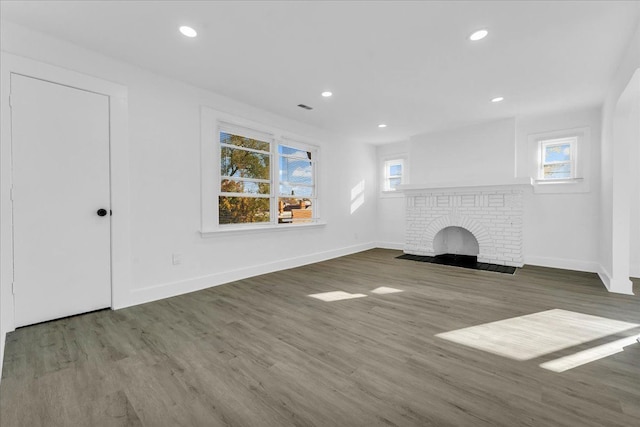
[383, 159, 404, 191]
[528, 127, 589, 194]
[539, 137, 577, 180]
[202, 107, 319, 232]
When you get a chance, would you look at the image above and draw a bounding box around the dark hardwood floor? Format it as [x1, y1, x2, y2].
[1, 249, 639, 426]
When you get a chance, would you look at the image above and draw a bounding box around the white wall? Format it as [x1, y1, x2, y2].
[376, 141, 409, 249]
[611, 71, 640, 282]
[600, 19, 640, 291]
[0, 21, 378, 366]
[375, 110, 603, 273]
[516, 108, 601, 272]
[409, 118, 516, 185]
[630, 79, 640, 278]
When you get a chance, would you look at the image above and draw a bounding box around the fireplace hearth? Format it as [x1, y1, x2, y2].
[396, 253, 517, 274]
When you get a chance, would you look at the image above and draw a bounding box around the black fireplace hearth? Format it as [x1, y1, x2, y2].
[396, 253, 516, 274]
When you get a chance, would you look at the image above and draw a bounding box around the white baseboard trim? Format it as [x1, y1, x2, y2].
[117, 242, 376, 309]
[596, 264, 634, 295]
[607, 278, 634, 295]
[0, 331, 5, 385]
[374, 241, 404, 250]
[513, 257, 634, 295]
[524, 255, 599, 273]
[597, 264, 613, 290]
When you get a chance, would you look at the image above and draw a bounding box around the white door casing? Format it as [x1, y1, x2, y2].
[11, 74, 112, 326]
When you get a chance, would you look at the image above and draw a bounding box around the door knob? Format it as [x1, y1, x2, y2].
[97, 209, 107, 217]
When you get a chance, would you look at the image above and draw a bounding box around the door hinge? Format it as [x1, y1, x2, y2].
[11, 282, 16, 295]
[10, 187, 14, 201]
[8, 94, 12, 109]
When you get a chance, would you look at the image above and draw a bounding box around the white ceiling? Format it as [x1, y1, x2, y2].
[1, 1, 639, 143]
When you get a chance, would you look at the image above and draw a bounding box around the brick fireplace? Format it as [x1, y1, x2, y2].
[402, 182, 529, 267]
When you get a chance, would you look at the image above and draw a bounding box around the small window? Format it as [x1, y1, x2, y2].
[383, 159, 404, 191]
[528, 127, 589, 194]
[539, 137, 576, 180]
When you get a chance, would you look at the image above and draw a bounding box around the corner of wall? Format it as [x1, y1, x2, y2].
[597, 264, 613, 291]
[597, 263, 635, 295]
[375, 242, 404, 251]
[0, 331, 5, 384]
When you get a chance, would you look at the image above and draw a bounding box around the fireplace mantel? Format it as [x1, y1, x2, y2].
[398, 178, 532, 194]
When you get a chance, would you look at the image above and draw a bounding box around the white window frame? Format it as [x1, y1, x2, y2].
[380, 155, 408, 196]
[218, 123, 274, 226]
[383, 159, 404, 191]
[277, 138, 318, 225]
[200, 107, 323, 235]
[528, 127, 590, 194]
[538, 136, 577, 181]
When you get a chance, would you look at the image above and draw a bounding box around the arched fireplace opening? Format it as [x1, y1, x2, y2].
[432, 226, 479, 267]
[433, 226, 479, 256]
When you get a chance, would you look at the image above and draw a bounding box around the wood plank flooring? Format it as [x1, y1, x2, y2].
[1, 249, 639, 426]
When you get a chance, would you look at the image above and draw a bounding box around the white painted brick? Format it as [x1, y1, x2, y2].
[404, 185, 524, 267]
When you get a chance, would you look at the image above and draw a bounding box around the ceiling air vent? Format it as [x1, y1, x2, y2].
[297, 104, 313, 110]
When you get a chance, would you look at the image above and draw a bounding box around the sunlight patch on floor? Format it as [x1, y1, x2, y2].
[308, 291, 367, 302]
[436, 309, 639, 361]
[371, 287, 404, 294]
[540, 335, 640, 372]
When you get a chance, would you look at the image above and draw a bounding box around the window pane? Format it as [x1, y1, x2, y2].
[278, 197, 313, 224]
[544, 143, 571, 163]
[389, 164, 402, 176]
[543, 163, 571, 179]
[280, 156, 313, 185]
[221, 146, 270, 180]
[220, 132, 270, 152]
[279, 184, 313, 197]
[388, 177, 402, 190]
[218, 197, 270, 224]
[221, 179, 270, 195]
[279, 145, 312, 160]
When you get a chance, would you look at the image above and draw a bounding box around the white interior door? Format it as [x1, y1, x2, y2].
[11, 74, 111, 327]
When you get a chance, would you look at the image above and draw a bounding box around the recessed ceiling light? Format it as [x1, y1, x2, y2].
[491, 97, 504, 103]
[378, 124, 387, 128]
[321, 91, 332, 97]
[179, 26, 197, 38]
[469, 29, 488, 41]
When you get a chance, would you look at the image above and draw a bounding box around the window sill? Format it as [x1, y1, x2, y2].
[380, 190, 404, 199]
[531, 177, 589, 194]
[533, 177, 583, 184]
[200, 220, 327, 237]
